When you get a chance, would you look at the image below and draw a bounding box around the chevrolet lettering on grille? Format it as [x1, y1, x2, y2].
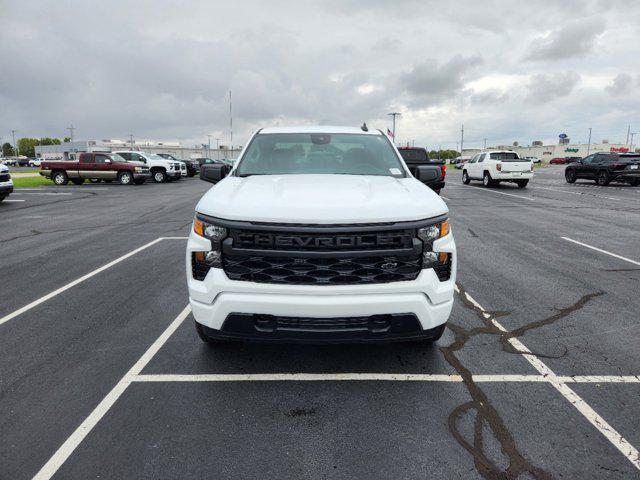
[235, 232, 413, 250]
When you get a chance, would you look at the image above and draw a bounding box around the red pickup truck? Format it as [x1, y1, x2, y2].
[40, 152, 151, 185]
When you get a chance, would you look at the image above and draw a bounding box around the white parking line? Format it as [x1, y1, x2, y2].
[449, 184, 535, 201]
[455, 285, 640, 472]
[12, 192, 73, 196]
[2, 199, 26, 202]
[131, 373, 640, 383]
[562, 237, 640, 266]
[32, 305, 192, 480]
[530, 185, 622, 201]
[0, 237, 188, 327]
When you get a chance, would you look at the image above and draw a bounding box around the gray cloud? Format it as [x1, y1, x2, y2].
[526, 72, 581, 104]
[0, 0, 639, 149]
[398, 55, 483, 106]
[605, 73, 634, 96]
[526, 20, 605, 61]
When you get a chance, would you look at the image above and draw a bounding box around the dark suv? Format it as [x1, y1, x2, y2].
[565, 152, 640, 186]
[397, 147, 446, 193]
[158, 153, 199, 177]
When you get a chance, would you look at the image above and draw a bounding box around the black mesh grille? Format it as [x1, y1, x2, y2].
[223, 253, 421, 285]
[192, 253, 211, 281]
[0, 173, 10, 182]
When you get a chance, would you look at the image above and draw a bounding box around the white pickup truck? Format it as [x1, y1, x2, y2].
[187, 125, 456, 345]
[114, 151, 187, 183]
[462, 150, 533, 188]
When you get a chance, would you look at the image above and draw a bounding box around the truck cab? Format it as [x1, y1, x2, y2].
[114, 151, 185, 183]
[397, 147, 446, 194]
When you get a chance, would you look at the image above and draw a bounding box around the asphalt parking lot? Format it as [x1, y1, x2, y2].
[1, 167, 639, 479]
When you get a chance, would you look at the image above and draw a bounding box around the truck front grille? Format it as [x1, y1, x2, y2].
[223, 252, 421, 285]
[0, 173, 10, 182]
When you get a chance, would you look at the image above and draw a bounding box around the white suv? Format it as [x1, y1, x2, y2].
[462, 150, 533, 188]
[114, 151, 186, 182]
[186, 126, 456, 345]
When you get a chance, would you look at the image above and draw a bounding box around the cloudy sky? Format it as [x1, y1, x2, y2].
[1, 0, 639, 149]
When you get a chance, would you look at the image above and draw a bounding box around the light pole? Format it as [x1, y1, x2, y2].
[11, 130, 17, 157]
[129, 134, 134, 148]
[631, 132, 638, 152]
[215, 138, 220, 160]
[67, 124, 75, 142]
[460, 124, 464, 155]
[587, 127, 592, 155]
[387, 112, 401, 143]
[483, 138, 487, 150]
[207, 135, 212, 158]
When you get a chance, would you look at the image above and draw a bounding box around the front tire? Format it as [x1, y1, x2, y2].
[118, 171, 133, 185]
[596, 170, 610, 186]
[152, 169, 167, 183]
[462, 170, 470, 184]
[565, 169, 576, 183]
[52, 170, 68, 185]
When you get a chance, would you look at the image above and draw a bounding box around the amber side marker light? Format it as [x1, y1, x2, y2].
[440, 220, 450, 238]
[194, 218, 204, 236]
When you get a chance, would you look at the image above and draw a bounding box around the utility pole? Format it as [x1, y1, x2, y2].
[483, 138, 487, 150]
[207, 134, 212, 158]
[229, 90, 233, 153]
[626, 125, 631, 145]
[129, 134, 134, 148]
[11, 130, 17, 156]
[460, 124, 464, 155]
[587, 127, 592, 155]
[215, 138, 221, 160]
[67, 124, 75, 142]
[387, 112, 401, 144]
[631, 132, 637, 152]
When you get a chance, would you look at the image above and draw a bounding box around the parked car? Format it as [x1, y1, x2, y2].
[114, 151, 183, 183]
[0, 164, 13, 202]
[16, 157, 30, 167]
[564, 157, 581, 164]
[28, 158, 42, 167]
[2, 157, 18, 166]
[40, 152, 151, 185]
[565, 152, 640, 186]
[188, 125, 455, 345]
[397, 146, 446, 194]
[462, 150, 533, 188]
[550, 157, 566, 165]
[158, 153, 199, 177]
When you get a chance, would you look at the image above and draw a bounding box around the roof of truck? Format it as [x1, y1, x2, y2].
[259, 126, 381, 135]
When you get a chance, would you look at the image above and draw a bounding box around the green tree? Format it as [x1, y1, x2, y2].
[63, 137, 71, 143]
[2, 142, 15, 156]
[39, 137, 62, 146]
[17, 138, 40, 157]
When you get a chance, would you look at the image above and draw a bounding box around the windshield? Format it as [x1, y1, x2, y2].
[490, 152, 521, 162]
[109, 153, 126, 162]
[147, 153, 168, 161]
[235, 133, 406, 177]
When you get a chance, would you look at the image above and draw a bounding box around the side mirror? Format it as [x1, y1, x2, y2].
[415, 165, 441, 184]
[200, 163, 230, 184]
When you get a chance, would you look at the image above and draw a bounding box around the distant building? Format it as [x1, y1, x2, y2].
[461, 141, 635, 160]
[35, 139, 243, 161]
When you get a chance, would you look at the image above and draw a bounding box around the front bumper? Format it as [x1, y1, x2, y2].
[133, 172, 152, 180]
[167, 170, 182, 179]
[0, 182, 14, 195]
[186, 229, 456, 339]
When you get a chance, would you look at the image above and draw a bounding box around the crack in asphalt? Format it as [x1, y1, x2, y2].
[441, 283, 604, 479]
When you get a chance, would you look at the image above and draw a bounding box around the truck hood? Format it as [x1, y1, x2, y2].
[195, 174, 448, 224]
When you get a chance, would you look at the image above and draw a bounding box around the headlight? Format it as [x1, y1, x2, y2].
[417, 219, 450, 269]
[134, 167, 142, 173]
[193, 216, 227, 268]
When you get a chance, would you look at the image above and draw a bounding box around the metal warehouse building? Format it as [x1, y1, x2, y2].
[462, 141, 635, 160]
